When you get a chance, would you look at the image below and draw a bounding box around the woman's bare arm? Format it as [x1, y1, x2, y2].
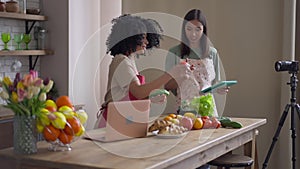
[129, 72, 172, 99]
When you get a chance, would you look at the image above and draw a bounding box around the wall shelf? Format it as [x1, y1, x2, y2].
[0, 12, 47, 21]
[0, 50, 53, 56]
[0, 12, 52, 70]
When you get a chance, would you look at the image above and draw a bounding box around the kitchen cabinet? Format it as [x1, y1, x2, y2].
[0, 12, 54, 70]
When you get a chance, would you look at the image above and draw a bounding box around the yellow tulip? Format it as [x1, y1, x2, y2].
[12, 92, 18, 103]
[3, 76, 12, 86]
[17, 81, 24, 90]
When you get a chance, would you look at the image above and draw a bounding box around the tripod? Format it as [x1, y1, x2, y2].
[262, 71, 300, 169]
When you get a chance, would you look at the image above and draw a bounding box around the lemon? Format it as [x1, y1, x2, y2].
[75, 124, 85, 136]
[193, 118, 203, 130]
[183, 112, 196, 120]
[51, 112, 67, 129]
[45, 99, 57, 110]
[75, 109, 88, 124]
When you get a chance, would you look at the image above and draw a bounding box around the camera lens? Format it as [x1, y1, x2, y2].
[275, 61, 299, 72]
[275, 61, 283, 72]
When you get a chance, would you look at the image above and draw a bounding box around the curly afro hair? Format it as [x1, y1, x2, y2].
[106, 14, 163, 56]
[143, 18, 163, 49]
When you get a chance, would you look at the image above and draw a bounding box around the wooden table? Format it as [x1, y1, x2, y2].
[0, 118, 266, 169]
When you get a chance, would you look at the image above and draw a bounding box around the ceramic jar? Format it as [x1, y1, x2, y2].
[5, 0, 19, 13]
[0, 2, 5, 12]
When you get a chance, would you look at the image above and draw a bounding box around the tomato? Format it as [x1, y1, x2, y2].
[201, 116, 210, 120]
[202, 119, 213, 129]
[211, 117, 221, 129]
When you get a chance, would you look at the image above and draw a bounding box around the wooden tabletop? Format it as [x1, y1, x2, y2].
[0, 117, 266, 169]
[0, 107, 14, 121]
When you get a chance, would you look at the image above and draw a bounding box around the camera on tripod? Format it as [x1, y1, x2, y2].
[263, 60, 300, 169]
[275, 60, 299, 73]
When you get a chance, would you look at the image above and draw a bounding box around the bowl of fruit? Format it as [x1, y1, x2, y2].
[36, 96, 88, 151]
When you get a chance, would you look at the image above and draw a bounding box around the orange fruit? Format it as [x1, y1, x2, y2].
[45, 106, 57, 112]
[58, 131, 73, 144]
[56, 95, 73, 109]
[43, 124, 61, 142]
[168, 113, 177, 119]
[63, 117, 81, 135]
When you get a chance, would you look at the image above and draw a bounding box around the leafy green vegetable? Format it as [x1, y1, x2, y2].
[190, 94, 215, 116]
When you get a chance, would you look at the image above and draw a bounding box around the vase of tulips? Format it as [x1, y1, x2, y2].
[0, 71, 53, 154]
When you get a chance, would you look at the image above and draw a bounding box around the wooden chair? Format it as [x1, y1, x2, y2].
[208, 153, 253, 169]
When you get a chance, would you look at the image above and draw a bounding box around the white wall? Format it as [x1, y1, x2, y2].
[122, 0, 297, 168]
[68, 0, 121, 129]
[42, 0, 121, 129]
[69, 0, 101, 130]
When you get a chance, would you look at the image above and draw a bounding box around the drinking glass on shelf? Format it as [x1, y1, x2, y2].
[14, 34, 23, 50]
[23, 33, 31, 50]
[1, 33, 11, 50]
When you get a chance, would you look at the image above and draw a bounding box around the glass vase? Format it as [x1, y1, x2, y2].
[13, 115, 38, 154]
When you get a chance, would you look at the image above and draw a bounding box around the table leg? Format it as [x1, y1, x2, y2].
[244, 129, 259, 169]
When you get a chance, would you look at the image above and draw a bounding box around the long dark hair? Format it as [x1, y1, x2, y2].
[180, 9, 209, 58]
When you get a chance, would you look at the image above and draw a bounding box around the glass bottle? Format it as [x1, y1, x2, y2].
[38, 29, 47, 49]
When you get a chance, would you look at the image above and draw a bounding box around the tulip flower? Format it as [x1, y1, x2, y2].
[39, 92, 47, 102]
[0, 91, 9, 100]
[0, 71, 54, 116]
[3, 77, 12, 86]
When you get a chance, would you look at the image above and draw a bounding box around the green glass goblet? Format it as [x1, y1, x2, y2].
[1, 33, 11, 50]
[14, 34, 23, 50]
[23, 34, 31, 50]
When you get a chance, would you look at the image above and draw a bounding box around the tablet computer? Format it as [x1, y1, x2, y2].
[201, 80, 237, 93]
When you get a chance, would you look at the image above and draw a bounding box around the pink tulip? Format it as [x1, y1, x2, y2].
[23, 74, 33, 87]
[17, 88, 26, 102]
[30, 70, 38, 79]
[34, 78, 43, 87]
